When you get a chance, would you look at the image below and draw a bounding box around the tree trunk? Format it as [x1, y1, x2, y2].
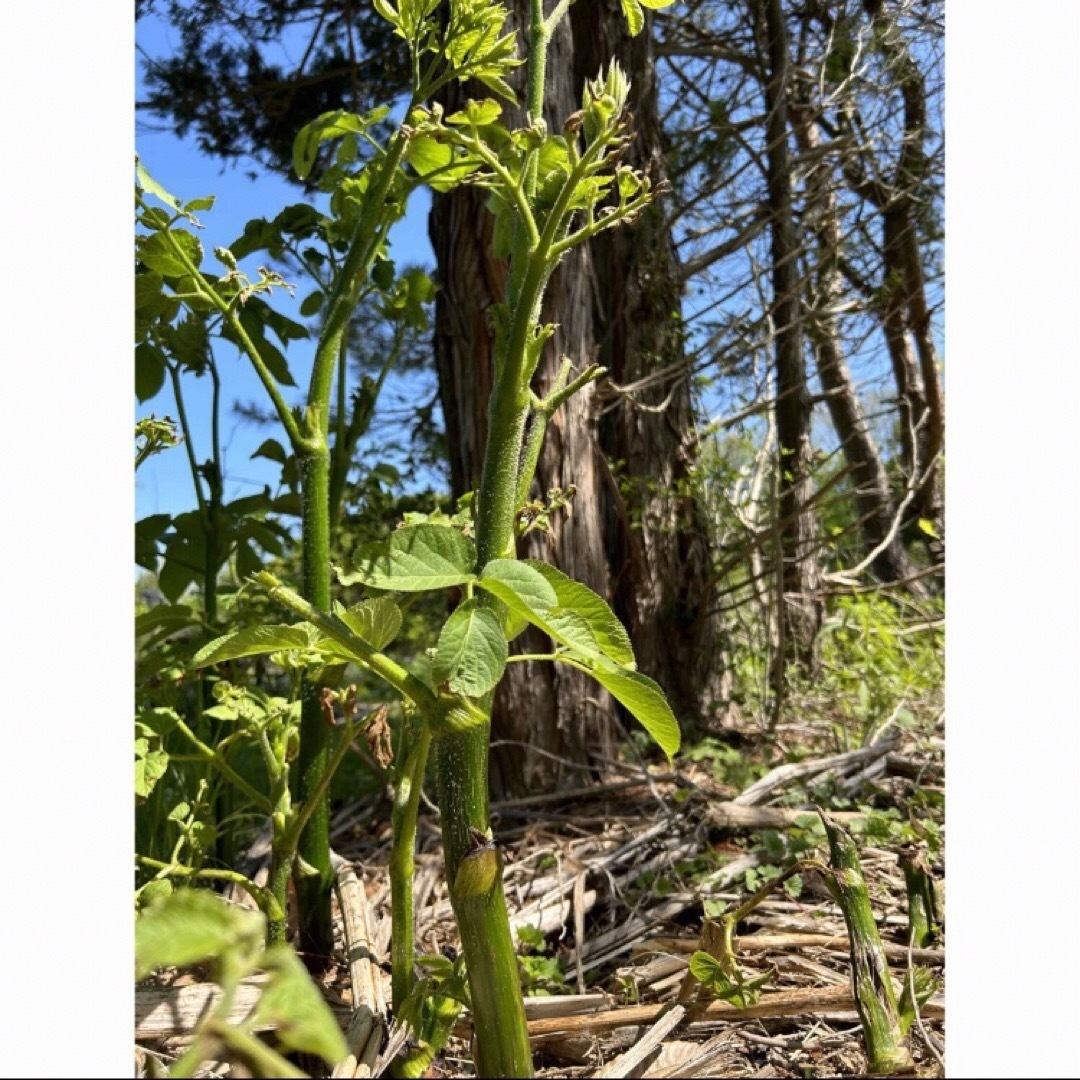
[431, 2, 724, 796]
[572, 0, 727, 738]
[791, 101, 924, 592]
[863, 0, 945, 559]
[752, 0, 822, 680]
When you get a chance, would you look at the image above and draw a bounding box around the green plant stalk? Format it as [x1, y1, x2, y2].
[433, 725, 532, 1078]
[290, 132, 412, 955]
[294, 445, 335, 954]
[149, 137, 414, 954]
[214, 1023, 308, 1079]
[390, 725, 432, 1011]
[899, 846, 939, 949]
[255, 573, 441, 715]
[172, 719, 273, 813]
[819, 811, 913, 1075]
[266, 846, 294, 946]
[135, 856, 286, 931]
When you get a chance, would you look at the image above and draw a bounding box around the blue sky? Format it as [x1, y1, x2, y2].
[135, 13, 436, 525]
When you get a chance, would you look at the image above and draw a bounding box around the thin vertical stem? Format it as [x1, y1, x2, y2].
[390, 725, 432, 1011]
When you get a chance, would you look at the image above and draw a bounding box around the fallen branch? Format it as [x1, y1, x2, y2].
[595, 1003, 687, 1078]
[517, 986, 944, 1042]
[733, 739, 900, 806]
[644, 932, 944, 965]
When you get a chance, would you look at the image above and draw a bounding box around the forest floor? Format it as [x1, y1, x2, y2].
[136, 713, 945, 1078]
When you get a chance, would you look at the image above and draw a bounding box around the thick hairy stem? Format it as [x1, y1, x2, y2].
[266, 847, 294, 946]
[434, 724, 532, 1078]
[295, 446, 334, 955]
[820, 811, 912, 1075]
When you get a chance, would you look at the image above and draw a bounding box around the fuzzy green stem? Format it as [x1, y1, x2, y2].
[255, 573, 441, 715]
[434, 724, 532, 1078]
[819, 811, 913, 1075]
[295, 445, 335, 955]
[391, 725, 432, 1011]
[266, 847, 294, 946]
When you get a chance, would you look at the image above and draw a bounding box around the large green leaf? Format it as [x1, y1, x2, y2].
[526, 561, 635, 667]
[478, 559, 635, 666]
[433, 599, 507, 697]
[478, 559, 557, 614]
[582, 661, 680, 759]
[191, 624, 319, 668]
[136, 889, 264, 980]
[338, 524, 477, 592]
[252, 946, 350, 1064]
[334, 596, 403, 651]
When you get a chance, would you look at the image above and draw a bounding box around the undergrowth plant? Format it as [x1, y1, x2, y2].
[137, 2, 679, 1075]
[136, 889, 347, 1078]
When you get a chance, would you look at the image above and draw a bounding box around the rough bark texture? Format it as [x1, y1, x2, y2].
[754, 0, 822, 677]
[431, 2, 723, 796]
[792, 101, 924, 593]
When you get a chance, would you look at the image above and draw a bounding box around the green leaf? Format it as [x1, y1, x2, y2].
[405, 134, 482, 192]
[191, 624, 319, 668]
[135, 342, 166, 403]
[135, 733, 169, 799]
[338, 524, 477, 592]
[335, 596, 403, 650]
[620, 0, 644, 36]
[639, 0, 676, 6]
[689, 950, 724, 984]
[135, 889, 264, 980]
[138, 230, 203, 276]
[135, 604, 196, 638]
[234, 539, 261, 580]
[251, 438, 288, 466]
[478, 560, 635, 667]
[136, 159, 183, 213]
[135, 513, 171, 570]
[293, 106, 391, 181]
[252, 945, 350, 1064]
[299, 290, 324, 316]
[447, 99, 503, 127]
[478, 559, 558, 614]
[157, 554, 196, 603]
[373, 0, 399, 29]
[433, 599, 507, 697]
[526, 561, 635, 667]
[583, 662, 680, 759]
